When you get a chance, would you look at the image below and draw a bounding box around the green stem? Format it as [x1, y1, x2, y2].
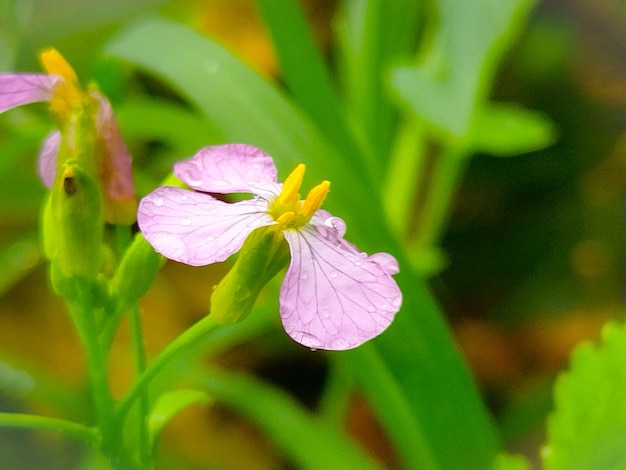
[128, 302, 151, 468]
[344, 344, 441, 470]
[116, 315, 220, 423]
[0, 413, 98, 445]
[68, 278, 116, 452]
[412, 145, 466, 251]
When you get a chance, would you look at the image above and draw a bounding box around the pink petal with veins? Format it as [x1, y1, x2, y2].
[93, 91, 136, 202]
[138, 186, 274, 266]
[37, 130, 61, 188]
[0, 74, 61, 113]
[280, 225, 402, 350]
[174, 144, 280, 199]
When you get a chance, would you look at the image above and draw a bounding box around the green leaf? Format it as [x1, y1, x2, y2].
[543, 321, 626, 470]
[391, 0, 536, 138]
[494, 453, 532, 470]
[196, 368, 383, 470]
[148, 388, 212, 451]
[115, 98, 223, 156]
[335, 0, 422, 166]
[255, 0, 366, 177]
[472, 103, 557, 156]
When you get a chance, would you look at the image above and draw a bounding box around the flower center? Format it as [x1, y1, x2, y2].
[39, 48, 84, 123]
[268, 164, 330, 229]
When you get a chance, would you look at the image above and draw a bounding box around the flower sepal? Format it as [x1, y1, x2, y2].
[43, 160, 104, 280]
[210, 226, 289, 325]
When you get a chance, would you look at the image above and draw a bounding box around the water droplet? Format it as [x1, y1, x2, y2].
[310, 348, 317, 352]
[355, 260, 362, 267]
[186, 177, 202, 187]
[368, 305, 376, 313]
[181, 194, 188, 201]
[205, 59, 220, 74]
[321, 310, 330, 318]
[153, 197, 164, 207]
[206, 236, 215, 242]
[300, 272, 308, 280]
[330, 271, 337, 278]
[182, 218, 191, 226]
[391, 296, 402, 308]
[209, 207, 218, 214]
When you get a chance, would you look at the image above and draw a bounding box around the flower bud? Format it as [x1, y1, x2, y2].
[109, 233, 164, 304]
[210, 226, 289, 324]
[43, 161, 103, 279]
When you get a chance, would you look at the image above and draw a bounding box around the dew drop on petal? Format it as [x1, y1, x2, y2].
[330, 270, 337, 278]
[153, 197, 164, 207]
[209, 207, 218, 214]
[355, 260, 362, 266]
[392, 296, 402, 308]
[300, 271, 308, 280]
[181, 194, 188, 201]
[181, 218, 191, 226]
[368, 305, 376, 313]
[206, 236, 216, 242]
[321, 310, 330, 318]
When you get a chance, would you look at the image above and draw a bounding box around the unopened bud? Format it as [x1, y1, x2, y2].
[211, 226, 289, 324]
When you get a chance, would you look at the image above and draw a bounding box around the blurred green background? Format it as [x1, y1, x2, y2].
[0, 0, 624, 468]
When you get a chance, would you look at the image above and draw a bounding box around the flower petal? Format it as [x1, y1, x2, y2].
[37, 130, 61, 188]
[0, 73, 61, 113]
[280, 225, 402, 350]
[174, 144, 280, 198]
[93, 91, 137, 224]
[138, 186, 274, 266]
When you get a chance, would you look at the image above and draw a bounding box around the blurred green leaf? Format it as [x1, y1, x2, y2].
[0, 234, 41, 295]
[391, 0, 535, 138]
[543, 321, 626, 470]
[494, 453, 532, 470]
[115, 98, 223, 156]
[255, 0, 368, 180]
[197, 368, 383, 470]
[148, 388, 211, 451]
[472, 103, 556, 156]
[335, 0, 422, 167]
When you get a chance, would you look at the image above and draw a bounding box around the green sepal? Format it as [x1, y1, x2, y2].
[109, 233, 165, 304]
[210, 226, 289, 324]
[43, 161, 104, 280]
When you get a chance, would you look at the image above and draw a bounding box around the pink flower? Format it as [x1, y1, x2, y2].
[138, 144, 402, 350]
[0, 48, 136, 224]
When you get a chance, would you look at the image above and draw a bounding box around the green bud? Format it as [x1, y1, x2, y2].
[109, 233, 165, 303]
[43, 161, 104, 279]
[210, 226, 289, 324]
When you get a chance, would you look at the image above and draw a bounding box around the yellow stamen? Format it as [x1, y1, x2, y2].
[278, 163, 305, 206]
[39, 48, 83, 122]
[276, 212, 295, 226]
[301, 181, 330, 219]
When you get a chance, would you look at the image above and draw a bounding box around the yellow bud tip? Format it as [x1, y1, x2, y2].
[301, 180, 330, 218]
[39, 48, 83, 122]
[278, 164, 305, 206]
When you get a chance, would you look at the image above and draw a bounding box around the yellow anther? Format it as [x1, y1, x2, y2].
[278, 163, 305, 206]
[39, 48, 83, 122]
[276, 212, 295, 226]
[301, 181, 330, 219]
